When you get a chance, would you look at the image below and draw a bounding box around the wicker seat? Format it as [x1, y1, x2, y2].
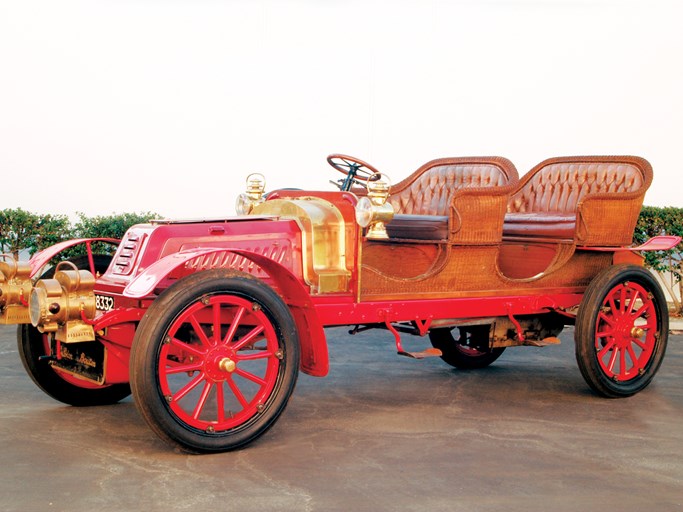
[504, 156, 652, 246]
[382, 157, 519, 243]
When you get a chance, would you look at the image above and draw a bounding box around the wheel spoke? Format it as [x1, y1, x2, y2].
[235, 367, 267, 386]
[627, 289, 640, 314]
[631, 337, 648, 350]
[173, 372, 206, 402]
[619, 348, 628, 379]
[212, 302, 222, 345]
[216, 382, 225, 423]
[618, 286, 627, 313]
[222, 306, 246, 345]
[192, 380, 213, 420]
[606, 347, 619, 373]
[607, 294, 619, 315]
[597, 339, 616, 359]
[165, 362, 203, 375]
[237, 351, 273, 361]
[189, 313, 213, 348]
[170, 338, 206, 358]
[226, 376, 250, 409]
[626, 344, 640, 372]
[631, 301, 651, 320]
[596, 328, 615, 338]
[598, 311, 615, 326]
[232, 324, 265, 351]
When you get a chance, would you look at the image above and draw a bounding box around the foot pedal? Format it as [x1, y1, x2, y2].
[524, 336, 561, 347]
[398, 348, 442, 359]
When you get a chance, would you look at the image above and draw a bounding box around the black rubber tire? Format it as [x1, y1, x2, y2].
[429, 325, 505, 369]
[130, 269, 300, 453]
[16, 254, 132, 406]
[575, 264, 668, 398]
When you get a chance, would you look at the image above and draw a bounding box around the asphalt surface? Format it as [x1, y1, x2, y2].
[1, 323, 682, 512]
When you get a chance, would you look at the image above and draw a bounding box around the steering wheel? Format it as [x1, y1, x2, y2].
[327, 154, 381, 191]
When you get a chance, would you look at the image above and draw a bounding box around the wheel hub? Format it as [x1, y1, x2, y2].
[218, 357, 236, 373]
[614, 316, 636, 348]
[630, 326, 645, 339]
[204, 346, 237, 382]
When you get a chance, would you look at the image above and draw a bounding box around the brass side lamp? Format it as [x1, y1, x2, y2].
[355, 173, 394, 240]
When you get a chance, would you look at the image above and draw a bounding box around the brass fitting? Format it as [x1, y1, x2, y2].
[355, 173, 394, 239]
[235, 173, 267, 215]
[29, 261, 97, 342]
[0, 255, 32, 324]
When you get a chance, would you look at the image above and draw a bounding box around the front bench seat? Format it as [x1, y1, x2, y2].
[383, 157, 519, 243]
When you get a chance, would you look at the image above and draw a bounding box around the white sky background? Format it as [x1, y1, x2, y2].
[1, 0, 682, 221]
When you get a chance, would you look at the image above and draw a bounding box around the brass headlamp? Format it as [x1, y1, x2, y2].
[235, 173, 267, 215]
[0, 255, 32, 324]
[29, 261, 97, 342]
[355, 173, 394, 240]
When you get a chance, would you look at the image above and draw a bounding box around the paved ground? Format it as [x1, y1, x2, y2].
[1, 323, 682, 512]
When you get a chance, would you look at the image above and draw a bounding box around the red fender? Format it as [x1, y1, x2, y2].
[28, 238, 120, 278]
[578, 235, 681, 252]
[123, 248, 329, 377]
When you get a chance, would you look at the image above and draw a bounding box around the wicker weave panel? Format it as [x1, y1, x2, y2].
[360, 245, 613, 300]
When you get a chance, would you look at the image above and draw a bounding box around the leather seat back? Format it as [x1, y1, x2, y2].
[508, 161, 644, 214]
[389, 159, 515, 216]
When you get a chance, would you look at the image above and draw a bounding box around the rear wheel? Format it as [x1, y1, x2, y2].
[130, 269, 300, 453]
[429, 325, 505, 369]
[17, 254, 132, 406]
[575, 265, 668, 397]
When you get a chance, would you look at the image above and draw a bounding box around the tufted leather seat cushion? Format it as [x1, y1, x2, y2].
[386, 214, 449, 241]
[503, 213, 576, 240]
[508, 162, 643, 214]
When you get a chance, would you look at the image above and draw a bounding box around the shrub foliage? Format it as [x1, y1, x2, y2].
[633, 206, 683, 312]
[0, 209, 159, 258]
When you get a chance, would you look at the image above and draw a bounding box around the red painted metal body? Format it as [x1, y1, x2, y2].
[26, 193, 679, 384]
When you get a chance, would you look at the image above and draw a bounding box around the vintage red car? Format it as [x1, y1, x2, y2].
[0, 153, 679, 453]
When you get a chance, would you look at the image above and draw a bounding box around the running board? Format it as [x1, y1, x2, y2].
[524, 336, 561, 347]
[398, 348, 442, 359]
[385, 320, 443, 359]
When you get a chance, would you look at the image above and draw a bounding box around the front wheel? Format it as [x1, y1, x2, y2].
[130, 269, 300, 453]
[17, 254, 131, 406]
[575, 265, 668, 398]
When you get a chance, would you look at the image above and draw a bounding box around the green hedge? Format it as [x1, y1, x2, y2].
[633, 206, 683, 312]
[0, 209, 159, 259]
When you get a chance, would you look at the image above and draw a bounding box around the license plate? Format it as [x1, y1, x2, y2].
[95, 294, 115, 312]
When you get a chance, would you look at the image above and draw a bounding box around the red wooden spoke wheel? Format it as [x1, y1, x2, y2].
[429, 324, 505, 369]
[131, 269, 299, 453]
[575, 265, 668, 398]
[17, 254, 131, 406]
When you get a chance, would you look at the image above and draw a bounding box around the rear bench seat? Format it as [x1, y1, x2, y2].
[383, 157, 519, 243]
[504, 156, 652, 246]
